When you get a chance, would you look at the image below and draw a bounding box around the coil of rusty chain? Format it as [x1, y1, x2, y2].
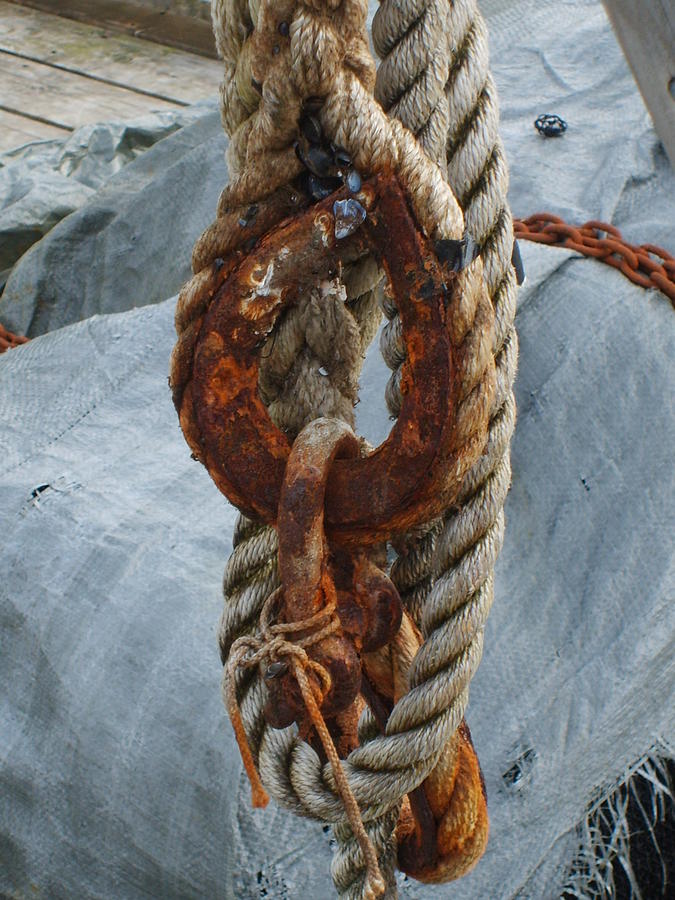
[514, 214, 675, 307]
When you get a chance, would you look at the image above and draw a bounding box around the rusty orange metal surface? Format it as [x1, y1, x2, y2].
[396, 720, 489, 883]
[265, 418, 403, 737]
[0, 322, 29, 353]
[361, 613, 488, 882]
[191, 173, 467, 544]
[179, 170, 495, 886]
[514, 213, 675, 306]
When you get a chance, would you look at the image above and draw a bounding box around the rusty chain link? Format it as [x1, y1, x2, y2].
[1, 215, 671, 356]
[0, 322, 29, 354]
[171, 168, 495, 892]
[177, 173, 495, 542]
[514, 214, 675, 307]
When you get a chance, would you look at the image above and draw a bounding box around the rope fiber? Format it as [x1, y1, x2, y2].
[194, 0, 518, 896]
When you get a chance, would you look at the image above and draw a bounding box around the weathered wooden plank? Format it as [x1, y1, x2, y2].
[0, 107, 70, 152]
[6, 0, 217, 58]
[602, 0, 675, 169]
[1, 53, 181, 130]
[126, 0, 211, 22]
[0, 1, 222, 106]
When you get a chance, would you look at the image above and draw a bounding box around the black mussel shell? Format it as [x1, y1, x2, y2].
[300, 114, 323, 145]
[345, 169, 362, 193]
[332, 144, 352, 167]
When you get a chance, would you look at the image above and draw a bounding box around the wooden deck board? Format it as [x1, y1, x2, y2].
[0, 0, 222, 152]
[0, 107, 70, 152]
[2, 54, 184, 130]
[602, 1, 675, 169]
[6, 0, 217, 57]
[0, 2, 222, 105]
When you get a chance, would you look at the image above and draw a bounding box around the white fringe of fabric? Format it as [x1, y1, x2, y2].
[562, 739, 674, 899]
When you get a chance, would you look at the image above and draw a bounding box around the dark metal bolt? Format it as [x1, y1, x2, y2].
[264, 661, 289, 681]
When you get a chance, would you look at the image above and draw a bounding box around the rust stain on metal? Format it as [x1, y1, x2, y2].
[175, 171, 498, 874]
[396, 718, 489, 883]
[362, 614, 489, 883]
[0, 322, 29, 353]
[514, 212, 675, 306]
[191, 174, 471, 543]
[265, 418, 403, 736]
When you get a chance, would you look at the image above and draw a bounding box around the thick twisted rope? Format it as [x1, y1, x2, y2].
[330, 0, 517, 889]
[373, 0, 516, 648]
[194, 0, 508, 896]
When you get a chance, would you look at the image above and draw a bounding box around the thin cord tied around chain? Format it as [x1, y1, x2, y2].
[224, 584, 387, 899]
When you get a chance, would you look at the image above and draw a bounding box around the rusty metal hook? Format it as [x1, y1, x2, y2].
[189, 173, 485, 546]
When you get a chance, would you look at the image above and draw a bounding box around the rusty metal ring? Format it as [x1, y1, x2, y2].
[189, 173, 486, 544]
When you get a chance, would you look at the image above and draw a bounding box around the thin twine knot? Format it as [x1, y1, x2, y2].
[224, 584, 387, 899]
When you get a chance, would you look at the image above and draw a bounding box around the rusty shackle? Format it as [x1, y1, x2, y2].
[188, 173, 486, 545]
[172, 171, 496, 887]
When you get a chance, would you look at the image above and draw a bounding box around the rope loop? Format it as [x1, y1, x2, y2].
[174, 0, 517, 894]
[224, 587, 386, 898]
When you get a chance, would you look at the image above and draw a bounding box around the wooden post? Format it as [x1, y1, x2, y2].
[601, 1, 675, 169]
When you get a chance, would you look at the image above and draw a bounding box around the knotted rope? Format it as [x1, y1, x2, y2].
[224, 585, 339, 807]
[225, 586, 387, 898]
[180, 0, 511, 896]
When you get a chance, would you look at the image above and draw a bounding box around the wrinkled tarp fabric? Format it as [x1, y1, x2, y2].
[1, 1, 674, 898]
[0, 102, 217, 294]
[0, 104, 225, 335]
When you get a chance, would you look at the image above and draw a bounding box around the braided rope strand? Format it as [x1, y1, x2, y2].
[195, 0, 507, 895]
[350, 0, 518, 889]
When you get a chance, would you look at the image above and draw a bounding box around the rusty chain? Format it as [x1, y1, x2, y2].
[1, 215, 671, 356]
[514, 214, 675, 307]
[184, 174, 494, 539]
[171, 169, 495, 893]
[0, 322, 29, 354]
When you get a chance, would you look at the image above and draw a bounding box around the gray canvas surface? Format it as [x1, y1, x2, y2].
[0, 102, 217, 295]
[0, 103, 225, 336]
[1, 1, 674, 897]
